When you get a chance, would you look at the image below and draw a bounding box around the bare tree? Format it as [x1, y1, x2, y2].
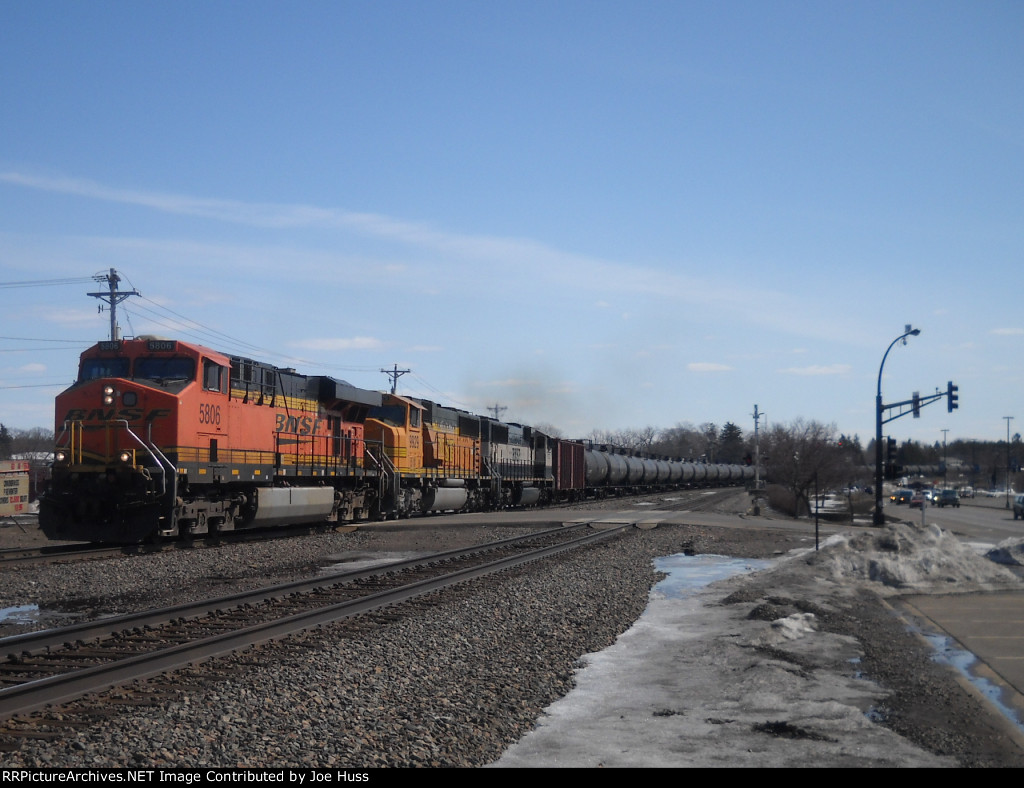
[11, 427, 54, 457]
[653, 423, 701, 458]
[762, 419, 844, 516]
[532, 422, 564, 439]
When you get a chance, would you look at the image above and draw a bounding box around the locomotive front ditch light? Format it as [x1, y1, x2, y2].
[119, 451, 132, 464]
[54, 450, 67, 463]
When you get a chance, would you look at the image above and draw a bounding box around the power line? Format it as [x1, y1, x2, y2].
[0, 277, 95, 289]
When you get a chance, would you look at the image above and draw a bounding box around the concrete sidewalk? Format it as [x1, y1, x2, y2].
[896, 591, 1024, 740]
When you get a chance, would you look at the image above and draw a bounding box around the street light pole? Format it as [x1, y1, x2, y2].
[874, 325, 921, 526]
[1005, 416, 1014, 509]
[941, 429, 948, 489]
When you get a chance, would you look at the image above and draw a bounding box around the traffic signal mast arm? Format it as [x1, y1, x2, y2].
[880, 381, 959, 425]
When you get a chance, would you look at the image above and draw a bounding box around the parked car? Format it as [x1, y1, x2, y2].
[936, 489, 960, 508]
[909, 492, 926, 509]
[1013, 495, 1024, 521]
[959, 486, 975, 499]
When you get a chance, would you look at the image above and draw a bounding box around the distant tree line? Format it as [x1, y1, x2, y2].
[584, 415, 1024, 515]
[0, 424, 54, 460]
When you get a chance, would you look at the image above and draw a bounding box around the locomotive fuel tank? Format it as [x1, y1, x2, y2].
[245, 487, 337, 526]
[422, 486, 469, 512]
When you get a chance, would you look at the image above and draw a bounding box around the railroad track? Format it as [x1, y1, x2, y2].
[580, 487, 749, 514]
[0, 522, 626, 733]
[0, 543, 123, 566]
[0, 521, 342, 567]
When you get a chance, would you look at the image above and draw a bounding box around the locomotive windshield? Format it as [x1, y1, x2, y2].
[368, 404, 406, 427]
[78, 356, 196, 384]
[135, 356, 195, 382]
[79, 357, 130, 381]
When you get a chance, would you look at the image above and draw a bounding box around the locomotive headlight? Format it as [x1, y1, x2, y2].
[119, 451, 132, 464]
[103, 385, 116, 406]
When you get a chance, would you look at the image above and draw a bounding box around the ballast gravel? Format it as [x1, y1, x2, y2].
[2, 504, 1024, 768]
[0, 523, 703, 767]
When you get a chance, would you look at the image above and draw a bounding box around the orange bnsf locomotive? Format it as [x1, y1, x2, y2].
[40, 337, 756, 543]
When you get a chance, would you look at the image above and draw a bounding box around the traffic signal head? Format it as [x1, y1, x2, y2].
[947, 381, 959, 413]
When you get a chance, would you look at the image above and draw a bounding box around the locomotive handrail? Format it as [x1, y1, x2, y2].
[364, 443, 398, 508]
[114, 420, 175, 499]
[54, 421, 84, 465]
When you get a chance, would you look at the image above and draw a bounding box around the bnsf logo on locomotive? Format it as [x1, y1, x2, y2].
[275, 414, 323, 435]
[62, 407, 172, 423]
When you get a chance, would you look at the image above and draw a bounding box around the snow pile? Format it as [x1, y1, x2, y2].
[986, 537, 1024, 567]
[769, 612, 817, 639]
[798, 521, 1023, 594]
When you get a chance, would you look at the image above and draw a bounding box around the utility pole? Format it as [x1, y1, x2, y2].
[380, 364, 410, 394]
[87, 268, 139, 341]
[487, 403, 507, 421]
[752, 404, 764, 516]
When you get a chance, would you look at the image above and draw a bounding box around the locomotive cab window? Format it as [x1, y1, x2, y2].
[203, 359, 227, 393]
[368, 405, 406, 427]
[79, 357, 130, 382]
[135, 356, 195, 383]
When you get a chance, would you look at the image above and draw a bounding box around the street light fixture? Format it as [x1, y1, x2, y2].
[874, 325, 921, 526]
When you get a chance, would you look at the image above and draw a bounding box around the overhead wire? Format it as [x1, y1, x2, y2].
[0, 277, 96, 289]
[1, 270, 457, 401]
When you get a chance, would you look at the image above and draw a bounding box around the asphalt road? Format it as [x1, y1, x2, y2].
[896, 494, 1023, 543]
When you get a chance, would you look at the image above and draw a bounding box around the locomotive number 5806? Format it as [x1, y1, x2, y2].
[199, 403, 221, 426]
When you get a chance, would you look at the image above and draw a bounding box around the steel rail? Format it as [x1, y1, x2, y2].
[0, 524, 621, 720]
[1, 522, 589, 659]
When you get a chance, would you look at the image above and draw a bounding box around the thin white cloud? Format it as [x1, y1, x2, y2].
[991, 327, 1024, 336]
[475, 378, 542, 388]
[688, 362, 733, 372]
[0, 170, 866, 345]
[781, 364, 852, 376]
[289, 337, 385, 351]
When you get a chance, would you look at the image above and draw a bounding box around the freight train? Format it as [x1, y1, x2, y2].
[39, 337, 756, 543]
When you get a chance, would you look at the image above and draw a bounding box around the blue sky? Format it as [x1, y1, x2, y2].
[1, 0, 1021, 447]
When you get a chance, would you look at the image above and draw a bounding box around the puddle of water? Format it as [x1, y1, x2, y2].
[922, 631, 1024, 736]
[652, 553, 772, 600]
[0, 604, 40, 626]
